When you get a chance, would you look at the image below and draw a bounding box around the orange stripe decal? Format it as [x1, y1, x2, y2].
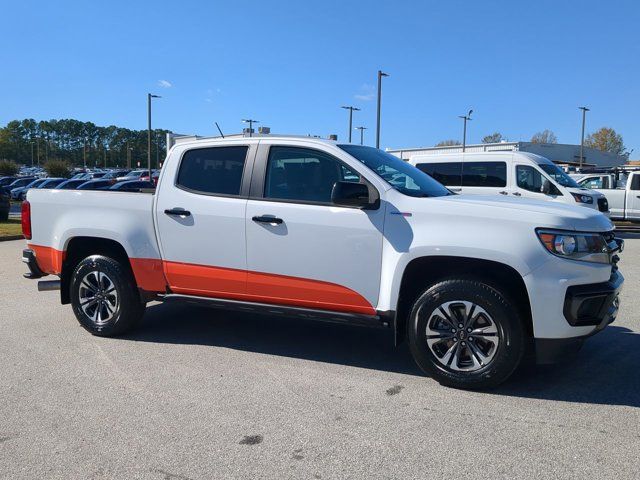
[26, 246, 375, 315]
[28, 244, 65, 275]
[129, 258, 167, 292]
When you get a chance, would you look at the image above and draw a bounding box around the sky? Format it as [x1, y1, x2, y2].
[1, 0, 639, 156]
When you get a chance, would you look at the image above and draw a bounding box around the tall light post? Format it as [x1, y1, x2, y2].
[376, 70, 389, 149]
[30, 142, 34, 166]
[242, 119, 259, 137]
[459, 109, 473, 152]
[341, 106, 360, 143]
[579, 106, 590, 168]
[148, 93, 161, 177]
[355, 126, 367, 145]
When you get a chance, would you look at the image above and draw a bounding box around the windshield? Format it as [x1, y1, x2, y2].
[539, 163, 580, 188]
[338, 145, 451, 198]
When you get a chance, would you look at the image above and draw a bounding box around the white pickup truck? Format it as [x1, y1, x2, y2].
[21, 135, 624, 389]
[574, 170, 640, 221]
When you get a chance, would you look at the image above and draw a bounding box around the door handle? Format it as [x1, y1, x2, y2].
[252, 215, 283, 225]
[164, 208, 191, 217]
[512, 192, 522, 197]
[498, 191, 508, 195]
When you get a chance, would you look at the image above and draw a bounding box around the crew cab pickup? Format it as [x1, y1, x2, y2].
[575, 170, 640, 221]
[21, 135, 624, 389]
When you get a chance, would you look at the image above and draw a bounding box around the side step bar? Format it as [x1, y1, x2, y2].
[160, 293, 393, 329]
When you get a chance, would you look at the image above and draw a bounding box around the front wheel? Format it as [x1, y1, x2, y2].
[70, 255, 145, 336]
[408, 278, 525, 389]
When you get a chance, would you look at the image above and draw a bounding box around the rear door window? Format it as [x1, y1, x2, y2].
[177, 146, 248, 196]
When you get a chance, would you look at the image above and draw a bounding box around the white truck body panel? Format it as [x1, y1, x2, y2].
[576, 172, 640, 220]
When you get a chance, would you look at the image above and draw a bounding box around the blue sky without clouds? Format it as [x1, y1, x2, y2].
[1, 0, 638, 155]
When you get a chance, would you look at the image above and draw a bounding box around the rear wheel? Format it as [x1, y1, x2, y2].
[70, 255, 145, 336]
[408, 278, 525, 389]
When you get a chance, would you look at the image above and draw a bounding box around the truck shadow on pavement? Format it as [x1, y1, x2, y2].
[124, 302, 640, 408]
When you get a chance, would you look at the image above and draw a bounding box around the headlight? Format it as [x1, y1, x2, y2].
[571, 192, 593, 204]
[537, 229, 610, 263]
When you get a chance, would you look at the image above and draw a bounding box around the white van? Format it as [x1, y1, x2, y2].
[409, 152, 609, 214]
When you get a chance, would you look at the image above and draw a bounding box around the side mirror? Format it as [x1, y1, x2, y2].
[331, 181, 376, 209]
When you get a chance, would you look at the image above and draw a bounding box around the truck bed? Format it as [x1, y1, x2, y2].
[26, 189, 161, 270]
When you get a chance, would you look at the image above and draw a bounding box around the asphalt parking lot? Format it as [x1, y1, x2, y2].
[1, 238, 639, 479]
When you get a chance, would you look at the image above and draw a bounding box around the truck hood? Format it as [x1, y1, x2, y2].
[566, 187, 605, 199]
[401, 194, 614, 232]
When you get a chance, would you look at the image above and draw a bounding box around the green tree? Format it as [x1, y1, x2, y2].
[0, 160, 19, 176]
[530, 129, 558, 144]
[44, 160, 71, 178]
[585, 127, 627, 155]
[435, 139, 461, 147]
[482, 132, 506, 143]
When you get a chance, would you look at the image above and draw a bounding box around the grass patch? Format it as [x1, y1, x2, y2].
[0, 219, 23, 238]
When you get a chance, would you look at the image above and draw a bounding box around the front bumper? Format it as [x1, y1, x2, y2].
[535, 268, 623, 364]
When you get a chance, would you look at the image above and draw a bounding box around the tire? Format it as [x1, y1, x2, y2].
[407, 278, 525, 390]
[70, 255, 145, 336]
[0, 210, 8, 221]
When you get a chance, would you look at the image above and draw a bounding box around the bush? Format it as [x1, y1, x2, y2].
[0, 160, 19, 176]
[44, 160, 71, 178]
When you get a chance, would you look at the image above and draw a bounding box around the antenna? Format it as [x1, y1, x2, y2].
[215, 122, 225, 138]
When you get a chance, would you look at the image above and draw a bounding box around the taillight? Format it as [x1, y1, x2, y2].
[21, 201, 32, 239]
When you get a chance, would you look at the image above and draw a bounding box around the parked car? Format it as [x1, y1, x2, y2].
[574, 169, 640, 221]
[56, 179, 89, 190]
[0, 176, 18, 192]
[0, 190, 9, 221]
[109, 180, 155, 192]
[76, 179, 114, 190]
[11, 178, 48, 200]
[409, 152, 609, 214]
[4, 177, 36, 195]
[21, 136, 624, 390]
[116, 170, 148, 182]
[36, 178, 66, 189]
[101, 170, 131, 180]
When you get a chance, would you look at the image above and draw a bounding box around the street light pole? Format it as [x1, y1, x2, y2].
[579, 106, 590, 168]
[376, 70, 389, 149]
[458, 109, 473, 152]
[242, 119, 259, 137]
[341, 106, 360, 143]
[148, 93, 161, 177]
[355, 126, 367, 145]
[31, 142, 34, 166]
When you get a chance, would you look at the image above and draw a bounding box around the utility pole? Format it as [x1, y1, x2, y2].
[376, 70, 389, 149]
[37, 139, 40, 166]
[459, 109, 473, 152]
[148, 93, 161, 177]
[355, 126, 367, 145]
[83, 141, 87, 169]
[31, 142, 34, 166]
[341, 106, 360, 143]
[242, 119, 259, 137]
[579, 106, 590, 168]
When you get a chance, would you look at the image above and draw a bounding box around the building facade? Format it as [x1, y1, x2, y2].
[387, 141, 625, 168]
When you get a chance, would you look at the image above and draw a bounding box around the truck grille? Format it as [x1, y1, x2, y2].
[597, 197, 609, 212]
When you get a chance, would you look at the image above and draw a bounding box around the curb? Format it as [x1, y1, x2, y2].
[0, 235, 24, 242]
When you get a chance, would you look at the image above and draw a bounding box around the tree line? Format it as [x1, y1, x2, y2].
[0, 119, 170, 169]
[436, 127, 628, 156]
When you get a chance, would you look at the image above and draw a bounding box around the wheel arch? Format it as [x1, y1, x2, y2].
[60, 236, 134, 304]
[394, 256, 533, 346]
